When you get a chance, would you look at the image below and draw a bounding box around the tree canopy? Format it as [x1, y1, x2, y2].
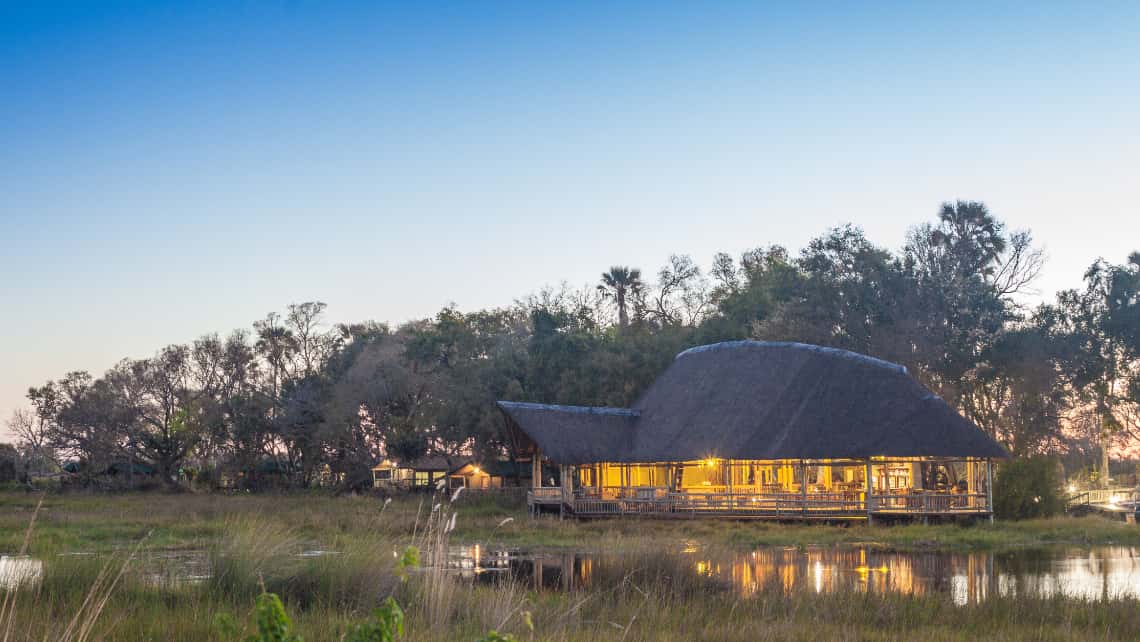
[6, 202, 1138, 489]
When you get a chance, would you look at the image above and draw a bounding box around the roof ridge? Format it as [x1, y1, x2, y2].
[675, 340, 907, 375]
[497, 401, 639, 417]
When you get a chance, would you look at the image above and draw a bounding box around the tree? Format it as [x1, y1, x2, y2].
[648, 255, 709, 326]
[1052, 258, 1140, 486]
[8, 407, 56, 479]
[34, 372, 123, 481]
[697, 246, 798, 343]
[254, 312, 296, 412]
[597, 266, 644, 329]
[189, 330, 268, 485]
[287, 301, 337, 378]
[755, 226, 913, 363]
[903, 201, 1041, 403]
[103, 346, 205, 487]
[960, 320, 1068, 457]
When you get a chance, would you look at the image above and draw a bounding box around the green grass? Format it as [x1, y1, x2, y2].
[3, 491, 1140, 640]
[9, 540, 1140, 641]
[4, 490, 1140, 556]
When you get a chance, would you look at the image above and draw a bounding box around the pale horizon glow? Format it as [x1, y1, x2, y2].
[2, 2, 1139, 437]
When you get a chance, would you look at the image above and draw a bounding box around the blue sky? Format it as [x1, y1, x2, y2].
[2, 2, 1139, 434]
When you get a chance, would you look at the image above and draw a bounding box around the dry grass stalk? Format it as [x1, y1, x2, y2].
[0, 494, 44, 642]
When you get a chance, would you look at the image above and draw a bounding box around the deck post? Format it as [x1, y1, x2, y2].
[560, 464, 573, 519]
[532, 448, 541, 489]
[986, 458, 994, 523]
[530, 448, 541, 519]
[864, 459, 873, 525]
[800, 460, 807, 516]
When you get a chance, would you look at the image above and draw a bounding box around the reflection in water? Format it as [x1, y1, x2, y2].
[0, 556, 44, 589]
[1, 551, 212, 590]
[7, 545, 1139, 606]
[447, 544, 1140, 605]
[136, 549, 211, 587]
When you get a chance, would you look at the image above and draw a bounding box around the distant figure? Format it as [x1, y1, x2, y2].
[934, 468, 949, 491]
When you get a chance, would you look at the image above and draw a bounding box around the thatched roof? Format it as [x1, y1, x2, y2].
[498, 341, 1008, 464]
[404, 455, 468, 472]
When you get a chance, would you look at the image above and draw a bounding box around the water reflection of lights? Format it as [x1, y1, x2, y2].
[10, 544, 1139, 607]
[441, 545, 1140, 606]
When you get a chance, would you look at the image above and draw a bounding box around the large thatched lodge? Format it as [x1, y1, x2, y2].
[499, 341, 1008, 521]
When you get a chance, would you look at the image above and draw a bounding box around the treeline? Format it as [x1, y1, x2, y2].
[5, 201, 1140, 490]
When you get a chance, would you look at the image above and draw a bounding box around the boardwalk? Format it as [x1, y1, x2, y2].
[1067, 488, 1138, 523]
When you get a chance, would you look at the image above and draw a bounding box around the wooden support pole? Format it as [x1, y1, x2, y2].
[800, 460, 807, 516]
[865, 459, 874, 524]
[532, 448, 542, 489]
[559, 464, 567, 520]
[986, 459, 994, 523]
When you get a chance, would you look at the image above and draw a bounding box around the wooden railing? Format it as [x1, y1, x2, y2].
[528, 487, 568, 504]
[1067, 488, 1135, 507]
[669, 491, 865, 514]
[542, 489, 992, 517]
[869, 492, 988, 513]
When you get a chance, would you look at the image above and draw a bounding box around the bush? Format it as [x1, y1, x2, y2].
[993, 456, 1064, 520]
[0, 443, 18, 483]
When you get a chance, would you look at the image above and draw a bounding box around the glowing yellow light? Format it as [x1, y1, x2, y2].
[705, 459, 716, 467]
[879, 565, 889, 574]
[473, 467, 481, 474]
[1067, 484, 1076, 494]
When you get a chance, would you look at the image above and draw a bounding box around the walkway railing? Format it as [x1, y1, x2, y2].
[1066, 488, 1136, 508]
[528, 487, 569, 505]
[539, 489, 991, 518]
[869, 492, 988, 513]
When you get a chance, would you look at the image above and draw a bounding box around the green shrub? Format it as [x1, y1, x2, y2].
[0, 444, 18, 483]
[993, 457, 1064, 520]
[343, 597, 405, 642]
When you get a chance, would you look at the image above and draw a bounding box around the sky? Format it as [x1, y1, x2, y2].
[2, 2, 1139, 438]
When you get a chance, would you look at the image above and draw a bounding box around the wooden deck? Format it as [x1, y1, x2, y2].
[1066, 488, 1138, 523]
[528, 487, 990, 520]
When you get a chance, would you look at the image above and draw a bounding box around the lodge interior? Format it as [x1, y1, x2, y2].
[568, 457, 990, 504]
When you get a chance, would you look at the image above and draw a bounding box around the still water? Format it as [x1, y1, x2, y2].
[5, 546, 1140, 605]
[447, 544, 1140, 605]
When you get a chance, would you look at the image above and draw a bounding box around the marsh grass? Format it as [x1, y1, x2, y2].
[5, 492, 1139, 557]
[4, 491, 1140, 640]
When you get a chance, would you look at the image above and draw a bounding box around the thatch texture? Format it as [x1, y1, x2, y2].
[496, 402, 639, 463]
[498, 341, 1008, 464]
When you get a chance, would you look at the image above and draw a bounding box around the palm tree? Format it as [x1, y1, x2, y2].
[930, 200, 1007, 278]
[598, 266, 644, 328]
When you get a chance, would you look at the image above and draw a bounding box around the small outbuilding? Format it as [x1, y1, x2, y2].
[372, 455, 459, 490]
